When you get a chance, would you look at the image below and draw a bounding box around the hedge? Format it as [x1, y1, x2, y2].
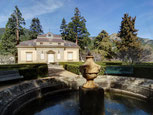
[0, 63, 48, 80]
[62, 62, 153, 80]
[99, 61, 122, 65]
[133, 66, 153, 79]
[59, 61, 122, 67]
[64, 64, 80, 75]
[59, 62, 83, 66]
[63, 63, 106, 75]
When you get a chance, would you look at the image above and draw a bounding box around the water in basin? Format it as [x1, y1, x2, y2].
[15, 91, 153, 115]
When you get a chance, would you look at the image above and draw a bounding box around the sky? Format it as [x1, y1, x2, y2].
[0, 0, 153, 39]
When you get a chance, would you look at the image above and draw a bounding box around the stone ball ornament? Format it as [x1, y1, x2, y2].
[79, 55, 101, 88]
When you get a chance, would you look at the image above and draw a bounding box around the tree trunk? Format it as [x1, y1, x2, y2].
[76, 34, 78, 45]
[16, 15, 19, 45]
[15, 12, 19, 63]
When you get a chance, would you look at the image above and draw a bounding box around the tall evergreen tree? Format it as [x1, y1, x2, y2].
[67, 8, 90, 49]
[117, 13, 141, 63]
[60, 18, 68, 40]
[1, 6, 25, 57]
[93, 30, 114, 60]
[13, 6, 26, 45]
[29, 17, 43, 40]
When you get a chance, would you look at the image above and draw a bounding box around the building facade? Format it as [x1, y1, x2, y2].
[17, 32, 79, 64]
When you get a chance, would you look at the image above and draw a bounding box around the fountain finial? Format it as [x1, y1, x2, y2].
[79, 51, 101, 88]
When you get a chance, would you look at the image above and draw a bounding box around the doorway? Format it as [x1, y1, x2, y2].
[48, 54, 54, 63]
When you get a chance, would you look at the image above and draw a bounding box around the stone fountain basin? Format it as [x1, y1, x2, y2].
[0, 75, 153, 115]
[0, 78, 73, 115]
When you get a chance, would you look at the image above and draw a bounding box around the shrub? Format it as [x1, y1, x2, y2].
[37, 64, 48, 77]
[59, 62, 83, 66]
[64, 64, 80, 75]
[19, 68, 38, 80]
[61, 61, 153, 80]
[103, 61, 122, 65]
[133, 66, 153, 79]
[60, 61, 122, 67]
[99, 66, 106, 75]
[0, 63, 48, 80]
[63, 63, 106, 75]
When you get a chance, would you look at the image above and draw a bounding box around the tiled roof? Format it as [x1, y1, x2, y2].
[53, 34, 61, 38]
[17, 39, 36, 47]
[37, 38, 49, 42]
[52, 39, 64, 42]
[17, 33, 79, 48]
[37, 32, 62, 39]
[64, 41, 78, 47]
[37, 34, 47, 37]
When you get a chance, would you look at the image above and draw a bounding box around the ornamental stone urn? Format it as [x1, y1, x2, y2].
[79, 54, 101, 88]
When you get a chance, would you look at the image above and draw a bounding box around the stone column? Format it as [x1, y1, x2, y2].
[79, 54, 105, 115]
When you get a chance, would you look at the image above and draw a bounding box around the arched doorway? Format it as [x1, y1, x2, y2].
[47, 50, 55, 64]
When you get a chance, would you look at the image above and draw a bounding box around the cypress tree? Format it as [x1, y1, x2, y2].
[29, 17, 43, 39]
[117, 13, 141, 63]
[60, 18, 68, 40]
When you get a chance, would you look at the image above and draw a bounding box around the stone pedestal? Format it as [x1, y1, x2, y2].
[79, 87, 105, 115]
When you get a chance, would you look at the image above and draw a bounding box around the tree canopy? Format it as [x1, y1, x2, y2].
[1, 6, 25, 56]
[60, 8, 91, 49]
[60, 18, 68, 40]
[117, 13, 141, 63]
[29, 17, 43, 40]
[93, 30, 114, 60]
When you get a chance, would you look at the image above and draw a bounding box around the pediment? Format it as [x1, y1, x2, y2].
[47, 50, 55, 54]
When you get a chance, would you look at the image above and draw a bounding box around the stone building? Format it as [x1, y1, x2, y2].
[17, 32, 79, 63]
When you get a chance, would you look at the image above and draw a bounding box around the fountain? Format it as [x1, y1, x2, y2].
[79, 52, 105, 115]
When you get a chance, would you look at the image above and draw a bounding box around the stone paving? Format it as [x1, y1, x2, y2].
[48, 65, 78, 78]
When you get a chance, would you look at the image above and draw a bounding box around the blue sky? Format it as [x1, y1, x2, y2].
[0, 0, 153, 39]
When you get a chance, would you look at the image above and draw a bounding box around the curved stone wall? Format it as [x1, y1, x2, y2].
[95, 75, 153, 100]
[1, 75, 153, 115]
[0, 78, 72, 115]
[56, 75, 153, 101]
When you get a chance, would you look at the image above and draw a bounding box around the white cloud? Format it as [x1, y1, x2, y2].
[23, 0, 64, 19]
[0, 15, 10, 23]
[0, 0, 65, 24]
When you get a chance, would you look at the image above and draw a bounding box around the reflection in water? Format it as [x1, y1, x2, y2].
[79, 87, 104, 115]
[15, 91, 153, 115]
[105, 92, 153, 115]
